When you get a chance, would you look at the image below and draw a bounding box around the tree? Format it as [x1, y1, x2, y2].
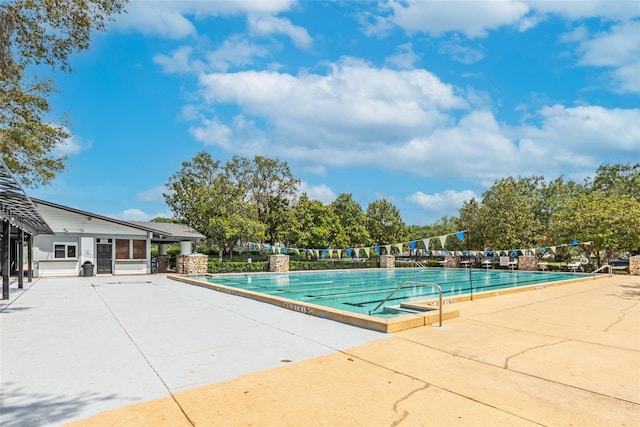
[365, 199, 406, 246]
[330, 193, 370, 247]
[164, 152, 265, 260]
[478, 177, 544, 249]
[549, 192, 640, 266]
[282, 194, 348, 250]
[0, 0, 127, 186]
[586, 162, 640, 201]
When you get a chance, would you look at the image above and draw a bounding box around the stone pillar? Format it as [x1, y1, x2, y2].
[269, 254, 290, 272]
[380, 255, 395, 269]
[177, 253, 208, 274]
[518, 255, 538, 271]
[157, 255, 170, 273]
[443, 256, 460, 268]
[630, 256, 640, 276]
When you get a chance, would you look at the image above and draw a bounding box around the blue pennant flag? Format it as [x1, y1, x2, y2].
[346, 248, 352, 257]
[488, 250, 493, 256]
[374, 246, 380, 255]
[282, 247, 288, 254]
[322, 250, 327, 257]
[409, 241, 417, 250]
[455, 231, 465, 242]
[572, 238, 578, 246]
[541, 247, 546, 253]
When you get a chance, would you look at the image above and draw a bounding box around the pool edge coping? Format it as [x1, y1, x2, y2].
[167, 270, 601, 333]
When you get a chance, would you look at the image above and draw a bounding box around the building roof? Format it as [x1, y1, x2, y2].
[31, 198, 204, 242]
[131, 221, 206, 242]
[0, 160, 53, 235]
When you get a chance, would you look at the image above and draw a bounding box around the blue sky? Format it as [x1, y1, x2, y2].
[32, 0, 640, 226]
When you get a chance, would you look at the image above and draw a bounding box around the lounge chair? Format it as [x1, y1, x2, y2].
[566, 261, 581, 272]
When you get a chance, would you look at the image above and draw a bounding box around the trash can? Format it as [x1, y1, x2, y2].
[82, 261, 94, 277]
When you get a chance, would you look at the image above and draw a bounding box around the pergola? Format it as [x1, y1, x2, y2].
[0, 159, 53, 299]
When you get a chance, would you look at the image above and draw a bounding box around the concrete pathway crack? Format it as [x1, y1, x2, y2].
[90, 284, 195, 427]
[390, 384, 429, 427]
[603, 302, 637, 332]
[504, 339, 568, 369]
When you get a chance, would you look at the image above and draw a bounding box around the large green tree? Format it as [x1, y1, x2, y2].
[164, 152, 265, 260]
[586, 162, 640, 201]
[330, 193, 370, 247]
[283, 194, 348, 250]
[549, 191, 640, 266]
[477, 177, 544, 249]
[365, 199, 406, 245]
[226, 155, 299, 244]
[0, 0, 127, 186]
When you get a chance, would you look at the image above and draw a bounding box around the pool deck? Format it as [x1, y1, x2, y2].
[1, 273, 639, 426]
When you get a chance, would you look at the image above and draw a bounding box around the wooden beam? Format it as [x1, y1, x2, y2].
[27, 233, 33, 282]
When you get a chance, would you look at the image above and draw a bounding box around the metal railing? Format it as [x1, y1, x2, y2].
[592, 264, 612, 278]
[370, 281, 443, 326]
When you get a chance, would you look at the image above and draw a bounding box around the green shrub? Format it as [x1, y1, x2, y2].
[290, 260, 378, 271]
[207, 260, 269, 273]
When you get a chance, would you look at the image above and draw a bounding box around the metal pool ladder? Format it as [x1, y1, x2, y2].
[592, 264, 612, 278]
[370, 281, 443, 327]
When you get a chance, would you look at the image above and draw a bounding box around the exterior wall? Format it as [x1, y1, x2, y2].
[631, 256, 640, 275]
[443, 256, 460, 268]
[380, 255, 395, 269]
[177, 254, 208, 274]
[33, 203, 151, 277]
[269, 255, 290, 272]
[518, 255, 538, 271]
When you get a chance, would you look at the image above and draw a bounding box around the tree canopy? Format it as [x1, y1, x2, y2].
[0, 0, 127, 186]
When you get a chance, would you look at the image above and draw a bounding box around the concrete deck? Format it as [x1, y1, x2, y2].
[1, 273, 639, 426]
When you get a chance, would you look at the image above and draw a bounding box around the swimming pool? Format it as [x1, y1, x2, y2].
[172, 268, 589, 332]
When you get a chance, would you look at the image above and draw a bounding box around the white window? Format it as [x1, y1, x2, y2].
[54, 243, 77, 259]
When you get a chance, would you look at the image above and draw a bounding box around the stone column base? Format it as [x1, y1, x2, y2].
[177, 254, 208, 274]
[630, 256, 640, 275]
[518, 255, 538, 271]
[443, 256, 460, 268]
[269, 254, 290, 272]
[380, 255, 395, 269]
[157, 255, 170, 273]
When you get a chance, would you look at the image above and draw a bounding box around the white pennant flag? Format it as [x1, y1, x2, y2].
[364, 247, 370, 257]
[439, 235, 447, 248]
[328, 249, 333, 258]
[385, 244, 392, 255]
[423, 238, 431, 249]
[396, 243, 403, 253]
[354, 248, 360, 258]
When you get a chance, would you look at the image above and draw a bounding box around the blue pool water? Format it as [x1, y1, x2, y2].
[203, 268, 587, 318]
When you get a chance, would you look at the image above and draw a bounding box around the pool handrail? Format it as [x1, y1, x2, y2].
[592, 264, 612, 278]
[370, 281, 443, 327]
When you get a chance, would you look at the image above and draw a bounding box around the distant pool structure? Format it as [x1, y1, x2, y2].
[171, 268, 591, 333]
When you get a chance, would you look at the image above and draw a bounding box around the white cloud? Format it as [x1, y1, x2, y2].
[205, 35, 271, 72]
[438, 37, 485, 64]
[188, 58, 638, 190]
[382, 0, 530, 38]
[574, 20, 640, 93]
[114, 0, 298, 39]
[110, 208, 153, 221]
[136, 185, 167, 202]
[153, 46, 197, 74]
[298, 182, 336, 204]
[248, 15, 313, 49]
[385, 43, 419, 69]
[368, 1, 639, 39]
[52, 130, 91, 157]
[407, 189, 479, 214]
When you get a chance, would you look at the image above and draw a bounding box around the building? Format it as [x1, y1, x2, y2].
[32, 199, 205, 277]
